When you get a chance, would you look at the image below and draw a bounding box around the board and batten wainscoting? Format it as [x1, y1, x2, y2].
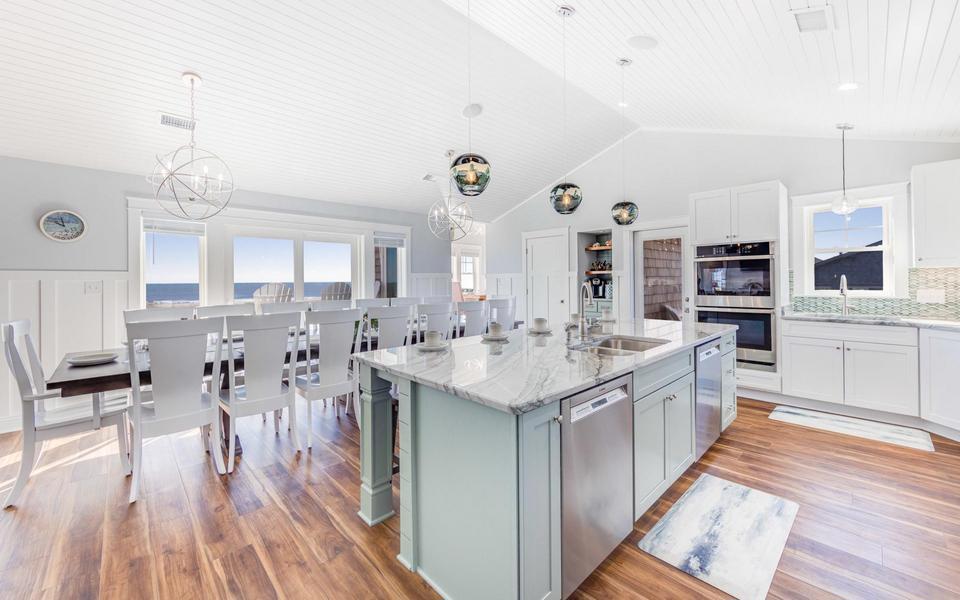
[0, 270, 131, 433]
[409, 273, 454, 299]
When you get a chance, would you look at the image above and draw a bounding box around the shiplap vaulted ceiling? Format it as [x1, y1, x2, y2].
[1, 1, 959, 223]
[445, 0, 960, 141]
[0, 0, 625, 222]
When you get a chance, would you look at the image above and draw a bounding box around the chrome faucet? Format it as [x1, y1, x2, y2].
[839, 274, 850, 316]
[578, 280, 595, 337]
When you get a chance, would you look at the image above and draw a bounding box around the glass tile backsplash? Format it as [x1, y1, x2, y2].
[789, 268, 960, 320]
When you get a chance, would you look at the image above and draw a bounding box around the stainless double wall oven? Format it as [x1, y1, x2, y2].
[695, 242, 776, 366]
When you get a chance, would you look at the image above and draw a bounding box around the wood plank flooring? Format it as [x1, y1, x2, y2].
[1, 398, 958, 599]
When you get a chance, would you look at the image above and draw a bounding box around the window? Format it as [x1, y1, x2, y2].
[374, 233, 405, 298]
[304, 240, 353, 299]
[459, 255, 476, 292]
[143, 223, 202, 308]
[233, 237, 294, 301]
[805, 202, 892, 295]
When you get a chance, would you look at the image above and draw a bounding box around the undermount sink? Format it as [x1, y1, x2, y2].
[574, 335, 670, 356]
[593, 335, 670, 353]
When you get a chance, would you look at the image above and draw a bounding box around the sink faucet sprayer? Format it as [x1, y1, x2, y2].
[578, 280, 595, 337]
[839, 274, 850, 316]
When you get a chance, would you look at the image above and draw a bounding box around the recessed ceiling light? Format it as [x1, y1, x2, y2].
[618, 101, 629, 107]
[462, 103, 483, 118]
[627, 35, 658, 50]
[837, 81, 860, 92]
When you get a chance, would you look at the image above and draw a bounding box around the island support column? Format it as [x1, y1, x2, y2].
[358, 364, 395, 525]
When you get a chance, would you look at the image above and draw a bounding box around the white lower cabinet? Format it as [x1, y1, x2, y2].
[781, 336, 844, 403]
[780, 321, 920, 417]
[843, 341, 919, 416]
[920, 329, 960, 429]
[634, 372, 695, 519]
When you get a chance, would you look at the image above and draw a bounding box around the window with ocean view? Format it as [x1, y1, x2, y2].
[144, 230, 201, 307]
[233, 237, 294, 301]
[304, 240, 352, 299]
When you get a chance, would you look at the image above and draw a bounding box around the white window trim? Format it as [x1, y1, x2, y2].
[791, 182, 909, 298]
[141, 217, 207, 307]
[127, 197, 410, 308]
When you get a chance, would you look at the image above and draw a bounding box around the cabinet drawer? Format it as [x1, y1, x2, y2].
[633, 349, 694, 400]
[781, 319, 918, 346]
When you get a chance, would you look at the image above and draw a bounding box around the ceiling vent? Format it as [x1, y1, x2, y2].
[158, 112, 196, 131]
[791, 5, 835, 33]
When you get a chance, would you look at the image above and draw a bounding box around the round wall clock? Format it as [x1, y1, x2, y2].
[39, 210, 86, 242]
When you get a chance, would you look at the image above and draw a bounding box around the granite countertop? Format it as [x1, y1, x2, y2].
[781, 309, 960, 332]
[353, 319, 736, 415]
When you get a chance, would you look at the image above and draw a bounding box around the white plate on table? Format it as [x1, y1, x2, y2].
[481, 333, 509, 342]
[67, 352, 118, 367]
[527, 328, 552, 336]
[416, 342, 448, 352]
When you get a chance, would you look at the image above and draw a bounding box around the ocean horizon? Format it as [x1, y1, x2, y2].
[146, 281, 351, 303]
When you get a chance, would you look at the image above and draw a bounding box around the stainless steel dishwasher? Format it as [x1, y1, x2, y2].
[561, 373, 633, 599]
[695, 341, 722, 461]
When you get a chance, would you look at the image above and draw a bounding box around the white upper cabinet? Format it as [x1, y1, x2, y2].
[691, 180, 786, 245]
[691, 189, 732, 244]
[912, 159, 960, 267]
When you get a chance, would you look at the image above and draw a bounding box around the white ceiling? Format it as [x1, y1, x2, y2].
[1, 0, 959, 222]
[445, 0, 960, 141]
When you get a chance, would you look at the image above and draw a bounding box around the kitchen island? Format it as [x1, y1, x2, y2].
[353, 319, 737, 600]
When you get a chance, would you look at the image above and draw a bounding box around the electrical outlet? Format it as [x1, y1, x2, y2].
[83, 281, 102, 295]
[916, 288, 946, 304]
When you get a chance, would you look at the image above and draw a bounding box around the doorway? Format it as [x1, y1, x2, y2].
[633, 227, 691, 324]
[523, 228, 569, 327]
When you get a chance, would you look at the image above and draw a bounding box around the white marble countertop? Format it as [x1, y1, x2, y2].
[781, 309, 960, 332]
[353, 319, 737, 415]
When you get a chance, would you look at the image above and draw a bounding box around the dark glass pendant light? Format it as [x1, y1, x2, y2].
[611, 201, 638, 225]
[451, 153, 490, 196]
[550, 6, 581, 215]
[450, 0, 490, 197]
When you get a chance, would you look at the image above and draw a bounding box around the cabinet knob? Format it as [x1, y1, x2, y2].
[846, 347, 851, 351]
[554, 415, 563, 424]
[836, 346, 841, 350]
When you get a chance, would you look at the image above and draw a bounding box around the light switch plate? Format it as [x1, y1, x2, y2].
[83, 281, 102, 295]
[916, 288, 946, 304]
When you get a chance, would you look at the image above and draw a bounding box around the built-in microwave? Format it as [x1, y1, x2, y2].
[697, 307, 776, 366]
[695, 242, 775, 309]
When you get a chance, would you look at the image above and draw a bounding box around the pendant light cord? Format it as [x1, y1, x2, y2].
[189, 78, 196, 148]
[841, 127, 846, 195]
[561, 11, 567, 185]
[466, 0, 473, 153]
[620, 62, 626, 200]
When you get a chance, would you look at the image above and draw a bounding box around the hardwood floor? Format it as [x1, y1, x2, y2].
[1, 397, 959, 599]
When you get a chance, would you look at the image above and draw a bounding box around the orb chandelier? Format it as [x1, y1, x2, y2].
[428, 175, 474, 241]
[147, 72, 234, 220]
[450, 0, 491, 196]
[550, 6, 582, 215]
[831, 123, 858, 216]
[611, 58, 638, 226]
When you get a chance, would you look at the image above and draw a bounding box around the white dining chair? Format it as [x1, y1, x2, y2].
[389, 297, 421, 307]
[219, 313, 302, 472]
[260, 301, 311, 315]
[457, 301, 488, 338]
[487, 297, 517, 330]
[1, 320, 130, 508]
[311, 299, 353, 311]
[354, 298, 390, 310]
[416, 303, 455, 341]
[123, 306, 195, 323]
[196, 304, 256, 318]
[125, 317, 226, 502]
[366, 305, 412, 350]
[296, 309, 363, 448]
[421, 295, 452, 305]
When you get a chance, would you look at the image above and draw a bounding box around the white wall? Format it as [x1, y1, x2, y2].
[486, 130, 960, 274]
[0, 156, 451, 274]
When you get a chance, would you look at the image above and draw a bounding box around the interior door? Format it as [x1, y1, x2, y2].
[633, 227, 691, 325]
[524, 231, 569, 327]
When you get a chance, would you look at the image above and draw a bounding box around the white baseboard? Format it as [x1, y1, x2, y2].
[739, 387, 960, 443]
[0, 415, 21, 435]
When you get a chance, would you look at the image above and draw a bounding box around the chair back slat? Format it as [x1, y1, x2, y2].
[421, 296, 452, 304]
[305, 309, 362, 388]
[366, 306, 411, 350]
[311, 299, 352, 311]
[225, 313, 299, 402]
[261, 301, 310, 315]
[389, 297, 420, 307]
[196, 304, 256, 318]
[417, 303, 454, 340]
[124, 307, 195, 324]
[458, 301, 488, 337]
[354, 298, 390, 310]
[487, 297, 517, 330]
[1, 320, 40, 401]
[126, 317, 222, 419]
